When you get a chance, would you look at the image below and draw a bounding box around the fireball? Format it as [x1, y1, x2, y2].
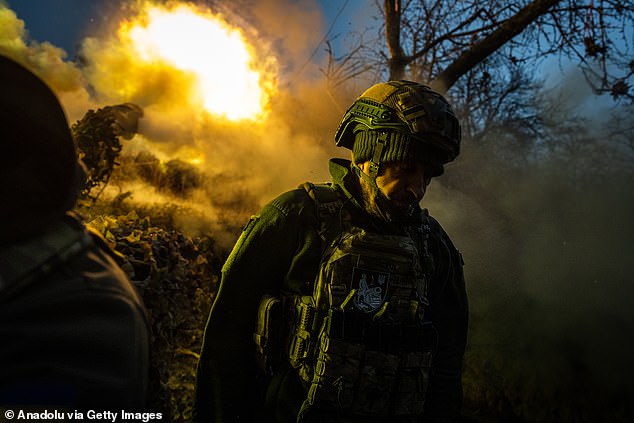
[118, 3, 273, 121]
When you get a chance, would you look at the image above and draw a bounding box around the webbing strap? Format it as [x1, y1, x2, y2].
[369, 132, 388, 177]
[300, 182, 349, 244]
[407, 213, 434, 308]
[0, 219, 93, 300]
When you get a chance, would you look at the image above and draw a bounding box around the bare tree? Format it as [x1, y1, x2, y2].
[337, 1, 633, 99]
[318, 0, 632, 140]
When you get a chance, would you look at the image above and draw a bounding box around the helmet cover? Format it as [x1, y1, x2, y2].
[335, 81, 461, 167]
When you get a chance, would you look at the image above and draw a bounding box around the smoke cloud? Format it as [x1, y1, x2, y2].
[0, 5, 95, 118]
[0, 0, 349, 242]
[424, 98, 634, 420]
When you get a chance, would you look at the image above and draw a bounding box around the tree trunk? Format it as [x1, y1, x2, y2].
[385, 0, 406, 81]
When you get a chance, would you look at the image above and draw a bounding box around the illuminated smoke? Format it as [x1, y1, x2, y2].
[118, 4, 272, 120]
[0, 1, 344, 240]
[0, 5, 92, 118]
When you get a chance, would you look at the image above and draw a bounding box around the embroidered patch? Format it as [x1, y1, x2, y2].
[351, 267, 390, 312]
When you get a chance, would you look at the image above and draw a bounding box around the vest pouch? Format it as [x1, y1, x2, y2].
[307, 313, 364, 411]
[350, 350, 399, 416]
[392, 350, 433, 415]
[253, 294, 283, 375]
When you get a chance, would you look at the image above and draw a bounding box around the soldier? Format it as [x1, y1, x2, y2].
[195, 81, 468, 422]
[0, 55, 150, 409]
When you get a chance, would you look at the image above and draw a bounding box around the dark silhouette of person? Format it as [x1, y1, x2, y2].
[0, 54, 150, 410]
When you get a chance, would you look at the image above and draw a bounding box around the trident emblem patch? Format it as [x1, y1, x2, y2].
[351, 267, 390, 312]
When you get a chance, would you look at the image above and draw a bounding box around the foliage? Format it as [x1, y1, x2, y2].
[84, 206, 223, 423]
[71, 104, 234, 421]
[109, 150, 205, 198]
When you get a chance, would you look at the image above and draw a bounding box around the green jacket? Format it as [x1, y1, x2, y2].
[0, 213, 150, 409]
[195, 159, 468, 422]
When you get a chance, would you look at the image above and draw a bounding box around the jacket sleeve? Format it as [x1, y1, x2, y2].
[423, 223, 469, 423]
[194, 197, 305, 423]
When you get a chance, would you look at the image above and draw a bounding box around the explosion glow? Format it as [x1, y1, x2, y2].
[119, 4, 272, 121]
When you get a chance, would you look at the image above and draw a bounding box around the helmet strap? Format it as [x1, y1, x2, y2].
[353, 130, 388, 193]
[368, 131, 388, 178]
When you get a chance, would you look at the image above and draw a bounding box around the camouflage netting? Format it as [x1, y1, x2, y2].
[83, 206, 223, 422]
[71, 103, 144, 201]
[71, 104, 248, 422]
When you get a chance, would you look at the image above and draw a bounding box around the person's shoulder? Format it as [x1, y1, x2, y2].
[56, 215, 143, 304]
[423, 210, 452, 241]
[423, 210, 463, 259]
[265, 183, 332, 217]
[1, 214, 147, 319]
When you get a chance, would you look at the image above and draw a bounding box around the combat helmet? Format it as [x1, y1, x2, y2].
[335, 80, 461, 177]
[0, 55, 84, 244]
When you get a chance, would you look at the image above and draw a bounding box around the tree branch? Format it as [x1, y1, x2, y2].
[431, 0, 562, 93]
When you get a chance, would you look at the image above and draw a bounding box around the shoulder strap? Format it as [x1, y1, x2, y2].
[0, 218, 94, 300]
[300, 182, 343, 217]
[299, 182, 350, 245]
[406, 209, 435, 307]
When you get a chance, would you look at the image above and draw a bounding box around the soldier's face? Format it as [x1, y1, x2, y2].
[358, 161, 434, 221]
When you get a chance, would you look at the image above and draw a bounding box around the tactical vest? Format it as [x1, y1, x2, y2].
[287, 183, 437, 418]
